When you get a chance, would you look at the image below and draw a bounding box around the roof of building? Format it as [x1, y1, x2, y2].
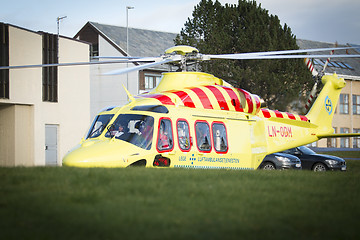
[76, 21, 178, 57]
[297, 39, 360, 79]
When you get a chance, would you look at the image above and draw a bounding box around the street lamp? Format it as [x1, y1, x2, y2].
[126, 6, 134, 55]
[126, 6, 134, 94]
[56, 16, 67, 62]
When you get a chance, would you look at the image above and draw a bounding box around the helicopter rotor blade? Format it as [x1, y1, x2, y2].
[205, 46, 357, 60]
[0, 59, 131, 70]
[205, 53, 360, 60]
[103, 57, 178, 75]
[304, 58, 319, 77]
[321, 49, 335, 73]
[1, 46, 359, 73]
[92, 56, 162, 62]
[303, 44, 340, 114]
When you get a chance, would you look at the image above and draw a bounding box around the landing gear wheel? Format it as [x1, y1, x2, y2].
[313, 163, 327, 172]
[262, 162, 276, 170]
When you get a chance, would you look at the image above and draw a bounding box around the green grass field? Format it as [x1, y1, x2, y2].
[1, 161, 359, 240]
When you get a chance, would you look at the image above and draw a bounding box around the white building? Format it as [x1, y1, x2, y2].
[0, 23, 90, 166]
[74, 22, 177, 119]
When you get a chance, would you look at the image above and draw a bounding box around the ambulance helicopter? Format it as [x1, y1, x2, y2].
[2, 45, 360, 169]
[59, 45, 360, 169]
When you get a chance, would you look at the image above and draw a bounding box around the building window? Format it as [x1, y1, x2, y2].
[339, 94, 349, 114]
[313, 59, 354, 70]
[42, 33, 58, 102]
[0, 23, 9, 99]
[353, 129, 360, 148]
[327, 127, 337, 148]
[340, 128, 349, 148]
[144, 74, 161, 90]
[353, 95, 360, 115]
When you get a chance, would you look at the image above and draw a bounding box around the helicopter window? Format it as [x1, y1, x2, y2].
[177, 120, 191, 151]
[212, 122, 228, 153]
[157, 118, 174, 152]
[105, 114, 154, 150]
[195, 121, 211, 152]
[86, 114, 114, 139]
[131, 105, 169, 113]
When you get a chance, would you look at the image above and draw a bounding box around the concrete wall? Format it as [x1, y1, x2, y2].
[0, 104, 34, 166]
[0, 105, 15, 166]
[0, 24, 90, 166]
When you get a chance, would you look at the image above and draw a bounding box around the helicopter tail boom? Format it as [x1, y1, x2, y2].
[306, 73, 345, 137]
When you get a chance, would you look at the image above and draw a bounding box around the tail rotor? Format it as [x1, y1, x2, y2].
[303, 44, 336, 113]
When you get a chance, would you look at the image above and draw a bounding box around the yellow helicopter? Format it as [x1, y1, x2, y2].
[58, 45, 360, 169]
[2, 45, 359, 169]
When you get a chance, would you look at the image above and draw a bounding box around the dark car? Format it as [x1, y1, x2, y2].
[282, 146, 346, 172]
[259, 152, 302, 170]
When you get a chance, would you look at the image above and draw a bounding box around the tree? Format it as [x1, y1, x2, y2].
[175, 0, 312, 111]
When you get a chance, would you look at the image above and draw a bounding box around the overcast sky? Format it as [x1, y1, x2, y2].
[1, 0, 359, 45]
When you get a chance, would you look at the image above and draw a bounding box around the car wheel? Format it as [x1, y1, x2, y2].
[313, 163, 327, 172]
[261, 162, 276, 170]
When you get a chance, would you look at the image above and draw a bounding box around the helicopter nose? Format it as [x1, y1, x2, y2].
[62, 139, 142, 168]
[62, 144, 92, 167]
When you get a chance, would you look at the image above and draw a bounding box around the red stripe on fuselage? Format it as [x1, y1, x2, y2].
[205, 86, 229, 110]
[286, 112, 296, 120]
[261, 109, 271, 118]
[238, 88, 253, 113]
[190, 87, 213, 109]
[172, 90, 196, 108]
[274, 110, 284, 118]
[220, 86, 243, 112]
[300, 115, 308, 121]
[146, 94, 175, 105]
[255, 96, 261, 111]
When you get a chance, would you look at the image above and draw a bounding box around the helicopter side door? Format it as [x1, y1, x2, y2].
[153, 117, 174, 167]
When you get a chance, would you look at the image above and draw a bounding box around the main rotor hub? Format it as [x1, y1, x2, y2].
[165, 45, 199, 55]
[164, 46, 202, 72]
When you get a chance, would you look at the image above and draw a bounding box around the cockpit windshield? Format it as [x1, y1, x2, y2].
[86, 114, 114, 139]
[106, 114, 154, 150]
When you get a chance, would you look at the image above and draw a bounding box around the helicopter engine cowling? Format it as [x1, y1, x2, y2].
[140, 72, 264, 115]
[236, 88, 262, 115]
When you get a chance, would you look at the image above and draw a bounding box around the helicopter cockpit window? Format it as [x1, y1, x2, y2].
[195, 121, 211, 152]
[86, 114, 114, 139]
[105, 114, 154, 150]
[157, 118, 174, 152]
[212, 122, 228, 153]
[177, 120, 191, 151]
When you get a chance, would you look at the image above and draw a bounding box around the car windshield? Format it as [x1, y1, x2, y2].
[105, 114, 154, 150]
[86, 114, 114, 139]
[299, 146, 316, 155]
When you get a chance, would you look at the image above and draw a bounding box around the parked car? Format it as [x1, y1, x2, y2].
[281, 146, 346, 171]
[259, 153, 302, 170]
